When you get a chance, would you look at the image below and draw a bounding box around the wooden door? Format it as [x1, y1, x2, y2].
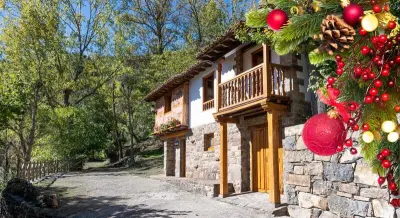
[180, 139, 186, 177]
[252, 127, 269, 192]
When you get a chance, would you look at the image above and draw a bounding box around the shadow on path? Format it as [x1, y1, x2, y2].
[45, 191, 191, 218]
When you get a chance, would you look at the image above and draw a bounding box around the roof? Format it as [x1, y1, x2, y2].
[196, 22, 243, 61]
[144, 22, 245, 102]
[144, 61, 213, 102]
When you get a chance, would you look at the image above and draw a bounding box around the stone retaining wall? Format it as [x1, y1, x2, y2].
[283, 124, 400, 218]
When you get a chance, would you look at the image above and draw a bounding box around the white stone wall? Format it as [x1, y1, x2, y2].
[283, 124, 399, 218]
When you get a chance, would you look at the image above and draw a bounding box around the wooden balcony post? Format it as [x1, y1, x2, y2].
[182, 83, 189, 125]
[262, 44, 271, 97]
[267, 109, 280, 204]
[219, 122, 228, 197]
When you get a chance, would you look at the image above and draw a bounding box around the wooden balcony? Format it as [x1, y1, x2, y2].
[203, 99, 215, 111]
[214, 62, 293, 119]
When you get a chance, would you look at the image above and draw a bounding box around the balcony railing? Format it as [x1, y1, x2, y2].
[203, 99, 215, 111]
[217, 63, 293, 111]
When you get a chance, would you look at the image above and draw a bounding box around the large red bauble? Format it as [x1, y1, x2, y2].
[266, 9, 288, 31]
[343, 3, 364, 26]
[302, 113, 346, 156]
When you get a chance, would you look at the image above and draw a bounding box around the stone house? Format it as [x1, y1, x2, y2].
[144, 26, 398, 217]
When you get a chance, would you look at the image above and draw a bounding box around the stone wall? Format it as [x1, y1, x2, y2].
[164, 140, 175, 176]
[283, 124, 399, 218]
[185, 122, 250, 193]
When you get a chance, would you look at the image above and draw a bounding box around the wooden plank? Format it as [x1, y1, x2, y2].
[267, 110, 280, 203]
[160, 129, 190, 141]
[219, 122, 228, 197]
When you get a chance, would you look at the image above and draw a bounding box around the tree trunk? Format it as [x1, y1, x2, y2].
[112, 83, 122, 160]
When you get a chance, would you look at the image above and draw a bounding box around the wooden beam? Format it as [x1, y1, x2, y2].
[214, 116, 239, 124]
[267, 109, 280, 204]
[160, 129, 190, 141]
[219, 122, 228, 197]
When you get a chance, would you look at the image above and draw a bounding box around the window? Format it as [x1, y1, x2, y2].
[203, 73, 214, 102]
[164, 95, 172, 113]
[204, 133, 214, 152]
[252, 48, 264, 67]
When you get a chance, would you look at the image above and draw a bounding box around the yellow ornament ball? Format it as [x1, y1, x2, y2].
[362, 131, 375, 143]
[387, 132, 399, 143]
[381, 121, 397, 133]
[361, 14, 379, 32]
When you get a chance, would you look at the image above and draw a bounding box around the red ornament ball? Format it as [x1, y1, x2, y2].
[391, 199, 400, 208]
[382, 159, 391, 169]
[395, 105, 400, 113]
[388, 21, 396, 29]
[335, 55, 342, 62]
[369, 88, 378, 96]
[374, 80, 383, 88]
[372, 5, 382, 13]
[377, 153, 385, 161]
[337, 145, 344, 152]
[350, 148, 358, 155]
[327, 77, 335, 85]
[389, 182, 398, 191]
[337, 61, 345, 68]
[266, 9, 288, 31]
[381, 69, 390, 77]
[381, 93, 390, 102]
[388, 80, 395, 88]
[359, 28, 368, 36]
[365, 96, 373, 104]
[361, 46, 370, 55]
[382, 148, 391, 157]
[302, 114, 347, 156]
[362, 123, 370, 131]
[343, 3, 364, 26]
[336, 68, 344, 75]
[378, 176, 386, 185]
[352, 124, 359, 131]
[345, 139, 353, 147]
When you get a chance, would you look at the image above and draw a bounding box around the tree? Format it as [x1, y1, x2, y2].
[0, 0, 60, 162]
[121, 0, 184, 54]
[183, 0, 226, 47]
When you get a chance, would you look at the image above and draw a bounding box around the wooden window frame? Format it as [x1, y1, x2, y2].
[202, 72, 215, 111]
[164, 94, 172, 113]
[204, 133, 215, 152]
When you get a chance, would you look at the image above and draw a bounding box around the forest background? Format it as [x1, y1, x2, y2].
[0, 0, 261, 190]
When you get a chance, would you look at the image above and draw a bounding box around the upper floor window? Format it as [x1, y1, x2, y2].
[164, 95, 172, 113]
[202, 72, 215, 111]
[252, 47, 264, 67]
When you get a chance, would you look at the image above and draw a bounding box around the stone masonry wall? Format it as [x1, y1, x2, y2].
[164, 140, 175, 176]
[185, 122, 251, 193]
[283, 124, 400, 218]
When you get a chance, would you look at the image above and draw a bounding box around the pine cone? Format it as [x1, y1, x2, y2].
[317, 15, 356, 55]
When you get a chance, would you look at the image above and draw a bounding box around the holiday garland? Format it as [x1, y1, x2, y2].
[242, 0, 400, 207]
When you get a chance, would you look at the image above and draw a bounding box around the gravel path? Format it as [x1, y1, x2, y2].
[48, 168, 269, 218]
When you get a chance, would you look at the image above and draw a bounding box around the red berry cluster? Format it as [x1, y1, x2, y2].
[358, 34, 399, 106]
[376, 148, 399, 207]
